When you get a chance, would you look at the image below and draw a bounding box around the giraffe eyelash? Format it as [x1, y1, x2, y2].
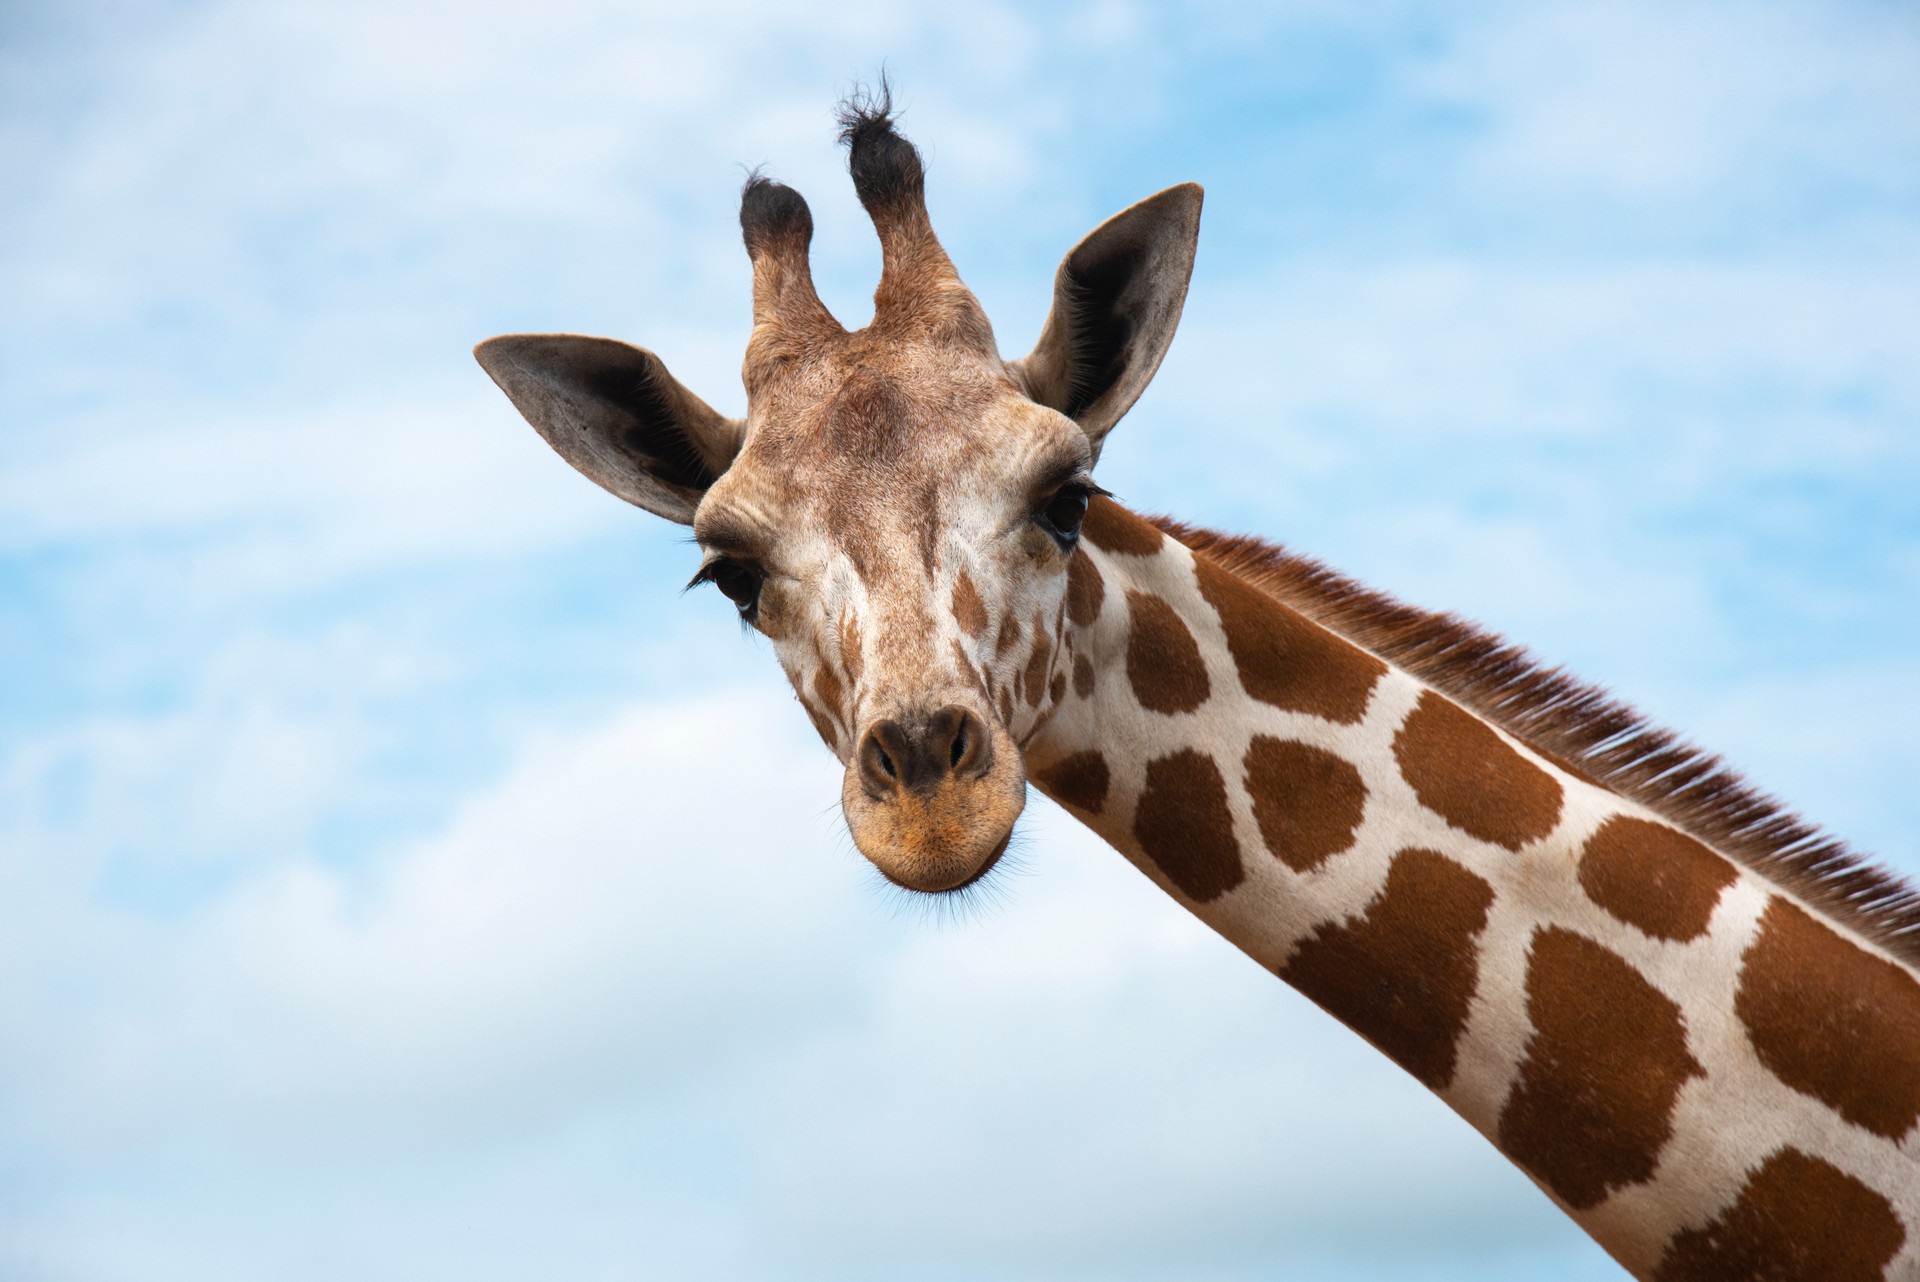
[1033, 478, 1108, 548]
[686, 557, 765, 624]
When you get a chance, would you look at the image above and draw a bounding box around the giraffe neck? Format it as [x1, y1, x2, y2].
[1023, 498, 1920, 1281]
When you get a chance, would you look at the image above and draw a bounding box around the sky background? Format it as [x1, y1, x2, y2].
[2, 1, 1917, 1278]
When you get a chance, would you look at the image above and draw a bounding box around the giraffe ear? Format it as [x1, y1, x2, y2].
[1011, 182, 1202, 460]
[475, 333, 743, 526]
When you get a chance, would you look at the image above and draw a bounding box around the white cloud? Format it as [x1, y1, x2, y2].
[0, 690, 1612, 1279]
[2, 691, 859, 1154]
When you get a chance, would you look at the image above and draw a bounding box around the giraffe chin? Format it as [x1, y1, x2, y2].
[840, 749, 1027, 895]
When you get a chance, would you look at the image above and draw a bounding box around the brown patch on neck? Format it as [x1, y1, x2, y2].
[1145, 512, 1920, 969]
[1243, 736, 1367, 873]
[1083, 496, 1165, 556]
[1653, 1146, 1906, 1282]
[1736, 897, 1920, 1139]
[1033, 750, 1110, 815]
[1191, 555, 1384, 725]
[1123, 590, 1210, 714]
[1498, 927, 1703, 1209]
[1133, 748, 1244, 902]
[1393, 691, 1563, 851]
[1066, 550, 1106, 626]
[1281, 847, 1494, 1089]
[1578, 817, 1736, 943]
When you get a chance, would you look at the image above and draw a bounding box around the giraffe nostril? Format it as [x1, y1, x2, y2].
[938, 706, 994, 781]
[857, 719, 914, 799]
[858, 709, 994, 797]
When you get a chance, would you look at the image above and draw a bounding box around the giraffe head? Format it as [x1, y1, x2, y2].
[476, 98, 1200, 893]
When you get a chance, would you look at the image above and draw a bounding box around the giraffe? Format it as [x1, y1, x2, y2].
[475, 94, 1920, 1279]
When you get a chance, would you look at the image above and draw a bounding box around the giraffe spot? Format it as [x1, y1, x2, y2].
[1082, 495, 1164, 556]
[1125, 590, 1210, 714]
[1498, 927, 1702, 1209]
[996, 611, 1023, 660]
[813, 664, 846, 726]
[839, 609, 864, 684]
[1067, 550, 1105, 627]
[1034, 750, 1110, 815]
[1393, 692, 1563, 851]
[1133, 749, 1244, 903]
[1578, 816, 1737, 943]
[1281, 847, 1493, 1089]
[1049, 670, 1067, 705]
[1024, 615, 1052, 708]
[1736, 897, 1920, 1140]
[1243, 736, 1368, 873]
[951, 639, 989, 700]
[997, 685, 1014, 726]
[1654, 1147, 1905, 1282]
[1192, 555, 1384, 725]
[799, 693, 838, 751]
[951, 570, 989, 639]
[1072, 654, 1095, 698]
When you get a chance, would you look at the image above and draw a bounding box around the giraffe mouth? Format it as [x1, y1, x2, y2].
[839, 703, 1027, 893]
[870, 826, 1015, 896]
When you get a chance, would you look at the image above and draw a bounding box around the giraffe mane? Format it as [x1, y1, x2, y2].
[1150, 515, 1920, 968]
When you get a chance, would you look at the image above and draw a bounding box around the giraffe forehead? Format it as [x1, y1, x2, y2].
[746, 340, 1022, 464]
[704, 402, 1087, 603]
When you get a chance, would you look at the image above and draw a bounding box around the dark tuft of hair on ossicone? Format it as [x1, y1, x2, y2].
[739, 168, 815, 255]
[835, 74, 927, 220]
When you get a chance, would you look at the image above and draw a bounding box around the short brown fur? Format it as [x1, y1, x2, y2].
[1499, 927, 1704, 1209]
[1034, 750, 1111, 816]
[1736, 898, 1920, 1139]
[1393, 691, 1564, 852]
[1191, 554, 1384, 725]
[1124, 589, 1210, 715]
[1281, 847, 1494, 1088]
[1580, 816, 1737, 943]
[1133, 748, 1244, 902]
[1243, 736, 1367, 873]
[1654, 1147, 1906, 1282]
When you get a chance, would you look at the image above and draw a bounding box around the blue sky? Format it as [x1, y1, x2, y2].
[2, 1, 1916, 1278]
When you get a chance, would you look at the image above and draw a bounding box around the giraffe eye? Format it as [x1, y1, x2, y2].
[690, 559, 764, 621]
[1037, 483, 1093, 544]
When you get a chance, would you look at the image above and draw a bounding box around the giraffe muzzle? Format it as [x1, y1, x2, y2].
[841, 703, 1026, 893]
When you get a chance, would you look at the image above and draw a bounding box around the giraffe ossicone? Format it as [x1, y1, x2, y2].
[478, 92, 1920, 1280]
